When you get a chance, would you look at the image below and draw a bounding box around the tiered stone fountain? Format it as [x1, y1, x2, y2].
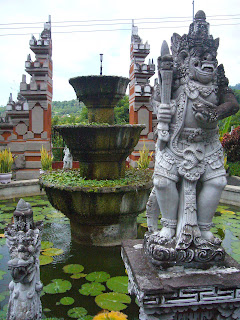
[40, 75, 152, 246]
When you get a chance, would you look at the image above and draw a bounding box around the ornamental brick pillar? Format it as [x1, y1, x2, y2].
[129, 22, 156, 168]
[0, 16, 52, 180]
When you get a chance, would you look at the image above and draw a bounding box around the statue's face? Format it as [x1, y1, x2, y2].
[188, 49, 217, 84]
[8, 230, 37, 284]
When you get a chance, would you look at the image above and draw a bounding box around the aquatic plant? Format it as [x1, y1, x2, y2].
[93, 311, 128, 320]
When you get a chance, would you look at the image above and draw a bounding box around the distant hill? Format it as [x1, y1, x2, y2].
[52, 99, 84, 116]
[231, 84, 240, 90]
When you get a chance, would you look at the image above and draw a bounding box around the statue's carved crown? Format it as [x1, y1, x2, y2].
[171, 10, 219, 57]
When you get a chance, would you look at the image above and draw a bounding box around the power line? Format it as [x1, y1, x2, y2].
[1, 22, 240, 37]
[1, 17, 240, 30]
[0, 13, 239, 26]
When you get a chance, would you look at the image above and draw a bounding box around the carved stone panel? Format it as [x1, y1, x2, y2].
[32, 106, 43, 134]
[16, 122, 28, 135]
[138, 108, 149, 135]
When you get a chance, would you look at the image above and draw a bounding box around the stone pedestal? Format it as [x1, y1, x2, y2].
[121, 240, 240, 320]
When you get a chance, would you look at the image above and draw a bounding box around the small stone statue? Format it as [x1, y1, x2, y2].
[145, 11, 239, 265]
[5, 199, 43, 320]
[63, 146, 73, 169]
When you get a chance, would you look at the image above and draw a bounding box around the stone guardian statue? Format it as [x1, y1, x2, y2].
[5, 199, 43, 320]
[144, 10, 239, 265]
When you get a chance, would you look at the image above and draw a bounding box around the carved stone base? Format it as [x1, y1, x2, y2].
[121, 240, 240, 320]
[144, 231, 225, 268]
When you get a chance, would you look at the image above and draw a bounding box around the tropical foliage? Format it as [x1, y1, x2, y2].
[40, 146, 53, 171]
[0, 149, 14, 173]
[221, 126, 240, 162]
[137, 144, 153, 169]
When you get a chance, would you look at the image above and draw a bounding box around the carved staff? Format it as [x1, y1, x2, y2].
[157, 41, 173, 151]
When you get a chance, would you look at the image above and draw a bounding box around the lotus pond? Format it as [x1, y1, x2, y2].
[0, 195, 240, 319]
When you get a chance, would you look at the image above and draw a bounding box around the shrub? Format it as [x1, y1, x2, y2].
[40, 146, 53, 171]
[228, 162, 240, 177]
[0, 148, 14, 173]
[221, 126, 240, 162]
[137, 144, 153, 170]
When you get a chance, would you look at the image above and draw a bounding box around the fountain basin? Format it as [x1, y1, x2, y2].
[39, 171, 152, 246]
[55, 124, 145, 180]
[69, 76, 129, 124]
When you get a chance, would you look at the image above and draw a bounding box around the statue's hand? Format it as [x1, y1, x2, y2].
[194, 112, 209, 123]
[157, 103, 172, 123]
[192, 102, 218, 123]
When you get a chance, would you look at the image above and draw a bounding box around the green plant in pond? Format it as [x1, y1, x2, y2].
[63, 264, 84, 274]
[93, 311, 128, 320]
[0, 149, 14, 173]
[59, 297, 75, 306]
[0, 270, 6, 280]
[41, 248, 64, 256]
[40, 146, 53, 171]
[67, 307, 88, 319]
[95, 293, 131, 311]
[39, 255, 54, 266]
[79, 282, 106, 296]
[43, 279, 72, 294]
[106, 277, 128, 294]
[86, 271, 110, 283]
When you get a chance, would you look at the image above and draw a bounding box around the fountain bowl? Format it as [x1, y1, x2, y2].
[55, 124, 145, 180]
[69, 76, 130, 124]
[40, 170, 152, 246]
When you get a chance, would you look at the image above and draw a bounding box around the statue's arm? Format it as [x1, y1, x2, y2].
[216, 64, 239, 120]
[217, 88, 239, 120]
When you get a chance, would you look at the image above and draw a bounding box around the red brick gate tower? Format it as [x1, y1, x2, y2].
[129, 22, 156, 168]
[0, 17, 52, 180]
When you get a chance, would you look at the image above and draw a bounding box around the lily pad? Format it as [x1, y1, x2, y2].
[44, 279, 72, 294]
[59, 296, 75, 305]
[70, 273, 87, 279]
[63, 264, 84, 274]
[39, 255, 53, 266]
[106, 276, 128, 294]
[67, 307, 87, 318]
[41, 241, 54, 250]
[1, 206, 15, 212]
[0, 270, 6, 280]
[0, 238, 6, 246]
[42, 248, 64, 256]
[95, 292, 131, 311]
[0, 254, 2, 260]
[77, 316, 93, 320]
[79, 282, 105, 296]
[0, 294, 5, 302]
[216, 228, 225, 240]
[86, 271, 110, 283]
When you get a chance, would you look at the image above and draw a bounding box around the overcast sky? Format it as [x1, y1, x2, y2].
[0, 0, 239, 106]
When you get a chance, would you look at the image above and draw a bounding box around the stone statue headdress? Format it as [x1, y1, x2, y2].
[171, 10, 219, 59]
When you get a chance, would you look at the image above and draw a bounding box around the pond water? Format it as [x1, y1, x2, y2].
[0, 195, 240, 319]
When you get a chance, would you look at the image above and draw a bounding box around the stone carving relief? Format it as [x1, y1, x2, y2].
[5, 199, 43, 320]
[144, 10, 239, 265]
